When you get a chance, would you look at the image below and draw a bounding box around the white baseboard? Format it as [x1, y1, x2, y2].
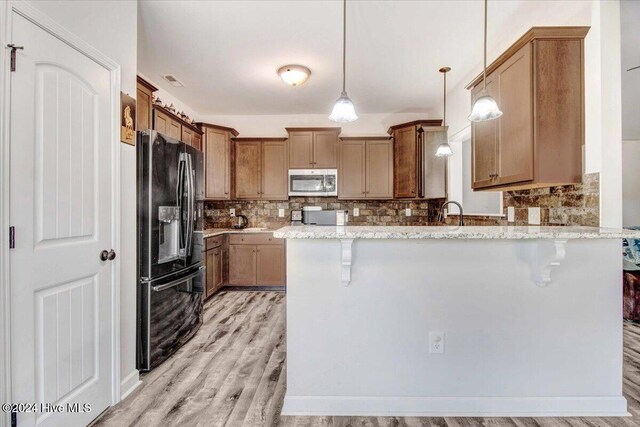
[119, 369, 142, 401]
[282, 395, 629, 417]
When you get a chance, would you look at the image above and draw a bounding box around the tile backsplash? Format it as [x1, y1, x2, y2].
[442, 173, 600, 226]
[204, 173, 600, 229]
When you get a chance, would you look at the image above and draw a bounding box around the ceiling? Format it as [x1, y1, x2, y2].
[138, 0, 588, 116]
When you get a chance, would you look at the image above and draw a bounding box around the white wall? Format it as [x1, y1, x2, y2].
[428, 0, 623, 228]
[196, 113, 435, 137]
[623, 140, 640, 227]
[26, 0, 140, 396]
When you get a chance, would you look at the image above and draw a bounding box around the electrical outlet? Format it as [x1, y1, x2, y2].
[405, 208, 412, 217]
[278, 208, 285, 217]
[429, 332, 445, 354]
[229, 208, 236, 217]
[528, 207, 541, 225]
[507, 206, 515, 223]
[353, 207, 360, 217]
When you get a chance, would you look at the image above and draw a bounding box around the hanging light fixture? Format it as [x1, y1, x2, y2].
[468, 0, 502, 122]
[436, 67, 453, 157]
[329, 0, 358, 122]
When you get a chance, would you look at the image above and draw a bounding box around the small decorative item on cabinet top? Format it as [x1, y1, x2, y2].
[120, 92, 136, 146]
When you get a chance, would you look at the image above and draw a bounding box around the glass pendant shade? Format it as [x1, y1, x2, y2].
[329, 91, 358, 123]
[435, 142, 453, 157]
[468, 90, 503, 122]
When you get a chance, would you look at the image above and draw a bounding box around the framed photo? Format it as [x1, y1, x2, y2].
[120, 92, 136, 145]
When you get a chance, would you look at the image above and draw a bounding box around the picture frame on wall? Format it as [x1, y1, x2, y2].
[121, 92, 136, 145]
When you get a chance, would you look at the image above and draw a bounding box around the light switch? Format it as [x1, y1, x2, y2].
[278, 208, 285, 217]
[507, 206, 515, 223]
[405, 208, 412, 217]
[528, 207, 541, 225]
[353, 207, 360, 217]
[229, 208, 235, 217]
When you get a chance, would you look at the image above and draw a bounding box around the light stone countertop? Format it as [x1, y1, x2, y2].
[273, 225, 640, 240]
[202, 228, 274, 238]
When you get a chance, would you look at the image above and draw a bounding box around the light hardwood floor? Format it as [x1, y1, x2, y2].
[94, 290, 640, 427]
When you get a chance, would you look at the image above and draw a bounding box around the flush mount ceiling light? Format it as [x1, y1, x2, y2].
[436, 67, 453, 158]
[468, 0, 502, 122]
[278, 65, 311, 86]
[329, 0, 358, 123]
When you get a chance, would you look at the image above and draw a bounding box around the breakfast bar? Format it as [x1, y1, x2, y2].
[274, 225, 640, 417]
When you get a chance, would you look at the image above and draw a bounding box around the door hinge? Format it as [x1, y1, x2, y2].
[6, 44, 24, 72]
[11, 411, 17, 427]
[9, 226, 15, 249]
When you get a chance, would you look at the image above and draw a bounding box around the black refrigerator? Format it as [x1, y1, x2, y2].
[137, 130, 205, 371]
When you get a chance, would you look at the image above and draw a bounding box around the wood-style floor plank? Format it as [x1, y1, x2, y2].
[93, 293, 640, 427]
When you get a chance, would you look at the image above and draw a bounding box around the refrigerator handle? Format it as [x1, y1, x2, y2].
[177, 155, 187, 256]
[185, 154, 195, 257]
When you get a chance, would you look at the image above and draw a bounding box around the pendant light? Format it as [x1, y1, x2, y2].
[435, 67, 453, 157]
[468, 0, 502, 122]
[329, 0, 358, 122]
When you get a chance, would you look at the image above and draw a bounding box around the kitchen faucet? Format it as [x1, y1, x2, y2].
[437, 200, 464, 226]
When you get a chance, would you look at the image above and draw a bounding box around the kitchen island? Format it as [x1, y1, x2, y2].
[273, 225, 640, 417]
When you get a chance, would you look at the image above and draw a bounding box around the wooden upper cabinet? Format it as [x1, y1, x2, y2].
[235, 140, 262, 199]
[287, 128, 340, 169]
[136, 76, 157, 131]
[420, 127, 448, 199]
[338, 139, 366, 198]
[153, 108, 170, 135]
[234, 138, 288, 200]
[199, 123, 238, 200]
[365, 139, 393, 199]
[192, 132, 202, 151]
[181, 126, 194, 146]
[338, 137, 393, 200]
[392, 126, 418, 198]
[288, 131, 313, 168]
[261, 140, 288, 200]
[467, 27, 588, 191]
[313, 131, 338, 168]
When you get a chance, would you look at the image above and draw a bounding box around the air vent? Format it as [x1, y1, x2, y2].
[161, 74, 185, 88]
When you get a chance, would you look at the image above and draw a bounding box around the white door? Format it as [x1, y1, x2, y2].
[9, 11, 116, 427]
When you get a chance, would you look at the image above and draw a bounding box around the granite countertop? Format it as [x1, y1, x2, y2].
[202, 228, 275, 238]
[273, 225, 640, 240]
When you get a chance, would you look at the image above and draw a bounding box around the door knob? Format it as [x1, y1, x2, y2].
[100, 249, 116, 261]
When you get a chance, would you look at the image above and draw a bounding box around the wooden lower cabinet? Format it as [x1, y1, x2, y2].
[229, 244, 257, 285]
[205, 246, 223, 298]
[228, 234, 286, 286]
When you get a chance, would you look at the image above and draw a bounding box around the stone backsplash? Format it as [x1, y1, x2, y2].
[204, 198, 441, 229]
[204, 173, 600, 229]
[442, 172, 600, 227]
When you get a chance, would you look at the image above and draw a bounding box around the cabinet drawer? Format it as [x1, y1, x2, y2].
[228, 233, 283, 246]
[205, 235, 225, 250]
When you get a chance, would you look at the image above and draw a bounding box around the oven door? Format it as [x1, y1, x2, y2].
[289, 169, 328, 196]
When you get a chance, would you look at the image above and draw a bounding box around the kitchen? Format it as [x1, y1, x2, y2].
[1, 1, 639, 426]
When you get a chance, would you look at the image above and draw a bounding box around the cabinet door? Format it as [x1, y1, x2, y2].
[256, 245, 285, 286]
[204, 249, 214, 299]
[181, 126, 194, 146]
[288, 131, 314, 168]
[261, 140, 288, 200]
[169, 120, 181, 140]
[212, 247, 223, 291]
[471, 78, 499, 189]
[313, 131, 338, 168]
[366, 140, 393, 199]
[421, 129, 447, 199]
[393, 127, 417, 198]
[229, 245, 257, 285]
[496, 43, 533, 186]
[235, 140, 262, 199]
[192, 132, 202, 151]
[153, 109, 169, 135]
[136, 86, 152, 130]
[338, 139, 366, 199]
[204, 128, 231, 199]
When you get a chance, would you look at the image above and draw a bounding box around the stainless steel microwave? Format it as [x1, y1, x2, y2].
[288, 169, 337, 197]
